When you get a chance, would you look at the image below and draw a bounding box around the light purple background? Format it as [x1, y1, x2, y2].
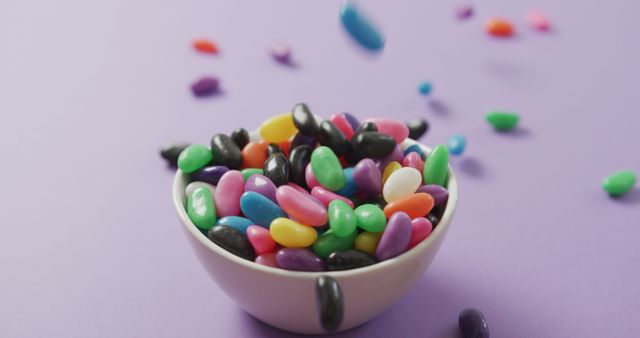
[1, 0, 639, 337]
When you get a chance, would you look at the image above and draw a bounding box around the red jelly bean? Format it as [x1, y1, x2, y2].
[255, 253, 279, 268]
[193, 39, 219, 54]
[383, 193, 434, 219]
[407, 217, 433, 249]
[486, 18, 514, 37]
[330, 114, 355, 140]
[402, 152, 424, 173]
[247, 225, 276, 255]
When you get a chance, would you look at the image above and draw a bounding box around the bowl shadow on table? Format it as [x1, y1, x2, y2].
[427, 99, 451, 117]
[453, 157, 486, 178]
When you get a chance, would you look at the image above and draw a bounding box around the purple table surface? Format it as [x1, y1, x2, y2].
[1, 0, 639, 337]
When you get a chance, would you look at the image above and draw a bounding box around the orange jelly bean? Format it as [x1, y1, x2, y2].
[383, 192, 434, 219]
[242, 142, 268, 169]
[193, 39, 219, 54]
[486, 18, 514, 37]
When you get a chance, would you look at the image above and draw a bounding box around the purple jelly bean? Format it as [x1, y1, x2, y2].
[417, 184, 449, 206]
[276, 248, 326, 272]
[244, 174, 278, 203]
[376, 145, 404, 172]
[376, 212, 412, 261]
[290, 132, 318, 149]
[191, 76, 220, 97]
[191, 166, 229, 185]
[353, 158, 382, 196]
[342, 112, 361, 131]
[456, 4, 473, 20]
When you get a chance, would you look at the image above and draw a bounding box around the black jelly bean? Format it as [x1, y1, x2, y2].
[210, 134, 243, 169]
[264, 153, 290, 186]
[288, 145, 313, 188]
[190, 165, 229, 185]
[292, 103, 319, 136]
[351, 131, 397, 158]
[160, 142, 190, 167]
[355, 122, 378, 133]
[290, 132, 317, 150]
[427, 213, 439, 226]
[458, 308, 489, 338]
[318, 120, 350, 156]
[327, 250, 377, 271]
[267, 143, 283, 157]
[406, 118, 429, 140]
[230, 128, 250, 150]
[344, 144, 363, 165]
[207, 225, 256, 261]
[358, 195, 386, 209]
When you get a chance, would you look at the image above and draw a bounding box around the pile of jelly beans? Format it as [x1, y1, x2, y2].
[168, 104, 450, 272]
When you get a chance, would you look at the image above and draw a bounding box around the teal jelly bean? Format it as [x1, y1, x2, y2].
[418, 81, 432, 95]
[403, 144, 426, 160]
[240, 191, 286, 228]
[340, 2, 385, 51]
[328, 200, 357, 238]
[216, 216, 253, 234]
[178, 144, 212, 174]
[447, 134, 466, 156]
[336, 167, 357, 197]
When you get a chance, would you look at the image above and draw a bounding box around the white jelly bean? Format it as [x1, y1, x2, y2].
[382, 167, 422, 203]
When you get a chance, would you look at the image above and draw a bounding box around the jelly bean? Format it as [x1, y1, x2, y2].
[383, 167, 422, 203]
[185, 181, 216, 200]
[288, 145, 313, 188]
[327, 249, 377, 271]
[335, 168, 357, 197]
[423, 144, 449, 186]
[330, 114, 355, 140]
[230, 128, 249, 150]
[459, 308, 490, 338]
[287, 182, 308, 194]
[244, 174, 277, 203]
[351, 131, 397, 158]
[177, 144, 212, 174]
[486, 18, 514, 37]
[339, 2, 385, 51]
[240, 191, 286, 228]
[191, 76, 220, 97]
[311, 186, 355, 208]
[187, 187, 217, 231]
[355, 121, 377, 133]
[355, 231, 382, 255]
[376, 145, 404, 173]
[269, 41, 291, 63]
[417, 184, 449, 206]
[602, 170, 637, 197]
[160, 142, 190, 167]
[216, 216, 254, 234]
[427, 213, 440, 226]
[193, 39, 219, 54]
[264, 153, 290, 186]
[312, 229, 357, 259]
[242, 142, 267, 169]
[383, 193, 434, 219]
[276, 185, 328, 226]
[318, 121, 350, 156]
[447, 134, 466, 156]
[267, 143, 283, 157]
[382, 161, 402, 184]
[485, 111, 519, 131]
[328, 200, 357, 238]
[354, 204, 386, 232]
[191, 165, 229, 185]
[376, 212, 411, 261]
[259, 113, 298, 143]
[270, 218, 318, 248]
[357, 195, 387, 209]
[311, 147, 346, 191]
[353, 158, 382, 196]
[407, 217, 433, 249]
[276, 248, 325, 272]
[527, 10, 550, 31]
[343, 112, 361, 131]
[214, 170, 244, 217]
[305, 163, 321, 190]
[210, 134, 243, 169]
[241, 168, 263, 181]
[417, 81, 432, 95]
[247, 225, 276, 255]
[456, 4, 473, 20]
[406, 118, 429, 140]
[402, 152, 424, 173]
[364, 118, 409, 144]
[291, 103, 319, 136]
[290, 132, 317, 150]
[208, 225, 255, 261]
[403, 144, 426, 160]
[255, 253, 279, 268]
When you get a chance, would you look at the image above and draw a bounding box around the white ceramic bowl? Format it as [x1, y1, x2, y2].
[173, 138, 458, 335]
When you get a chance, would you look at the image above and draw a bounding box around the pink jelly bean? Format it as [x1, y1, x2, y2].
[402, 152, 424, 173]
[287, 182, 308, 194]
[527, 10, 550, 31]
[214, 170, 244, 216]
[247, 225, 276, 255]
[365, 118, 410, 143]
[311, 186, 355, 208]
[276, 186, 328, 226]
[255, 253, 280, 268]
[330, 114, 355, 140]
[305, 163, 321, 190]
[407, 217, 433, 249]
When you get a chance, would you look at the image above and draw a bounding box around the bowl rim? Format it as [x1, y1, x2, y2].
[173, 138, 458, 280]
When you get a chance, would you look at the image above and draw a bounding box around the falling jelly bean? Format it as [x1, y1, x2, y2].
[527, 10, 550, 31]
[191, 76, 220, 97]
[602, 170, 637, 197]
[177, 144, 212, 174]
[447, 134, 466, 156]
[486, 18, 514, 37]
[193, 39, 219, 54]
[269, 41, 291, 63]
[459, 308, 490, 338]
[456, 4, 473, 19]
[417, 81, 432, 95]
[340, 1, 385, 51]
[486, 111, 520, 131]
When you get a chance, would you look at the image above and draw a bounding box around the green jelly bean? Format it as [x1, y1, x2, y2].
[329, 200, 357, 237]
[187, 187, 216, 230]
[354, 204, 387, 232]
[311, 146, 346, 191]
[241, 168, 264, 181]
[177, 144, 213, 174]
[423, 144, 449, 186]
[602, 170, 637, 197]
[486, 111, 519, 131]
[312, 229, 357, 259]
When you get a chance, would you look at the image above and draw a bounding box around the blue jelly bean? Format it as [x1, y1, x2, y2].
[448, 134, 466, 156]
[340, 2, 385, 51]
[418, 81, 432, 95]
[403, 144, 426, 160]
[336, 167, 357, 198]
[216, 216, 253, 234]
[240, 191, 286, 228]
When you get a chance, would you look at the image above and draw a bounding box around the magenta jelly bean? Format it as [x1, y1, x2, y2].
[305, 163, 321, 189]
[276, 185, 328, 226]
[247, 225, 277, 255]
[364, 118, 409, 143]
[245, 174, 277, 203]
[407, 217, 433, 249]
[402, 152, 424, 173]
[255, 253, 280, 268]
[376, 212, 412, 261]
[417, 184, 449, 206]
[330, 113, 355, 140]
[353, 158, 382, 196]
[287, 182, 308, 194]
[311, 186, 355, 209]
[214, 170, 245, 217]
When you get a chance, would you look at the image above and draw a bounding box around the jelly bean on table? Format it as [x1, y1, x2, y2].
[459, 308, 490, 338]
[602, 170, 637, 197]
[191, 76, 220, 97]
[486, 111, 519, 131]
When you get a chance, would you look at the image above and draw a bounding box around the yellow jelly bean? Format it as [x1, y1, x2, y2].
[382, 161, 402, 184]
[355, 231, 382, 255]
[259, 113, 298, 143]
[270, 218, 318, 248]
